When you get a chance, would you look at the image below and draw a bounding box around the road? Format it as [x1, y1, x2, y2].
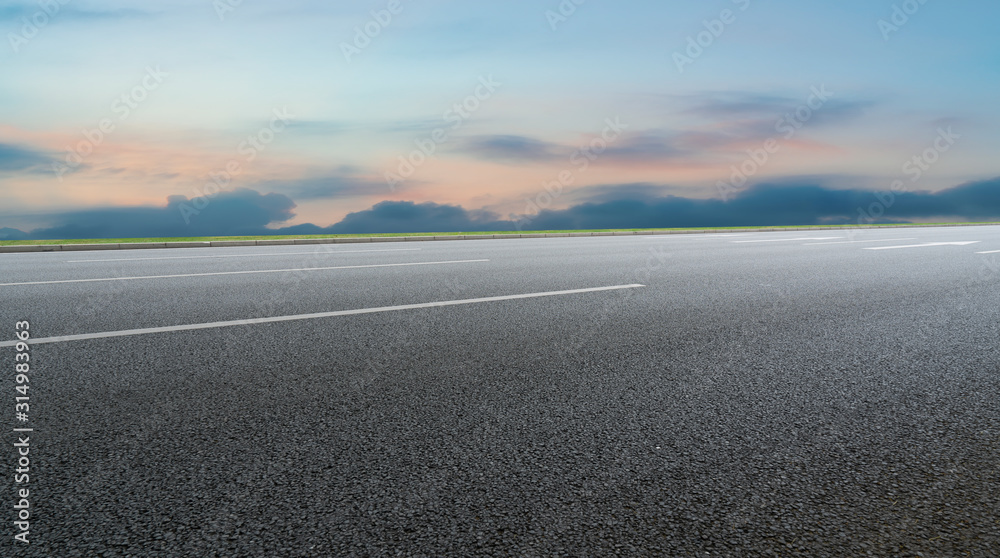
[2, 226, 999, 557]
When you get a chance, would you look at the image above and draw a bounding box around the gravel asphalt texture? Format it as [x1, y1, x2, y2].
[2, 226, 999, 557]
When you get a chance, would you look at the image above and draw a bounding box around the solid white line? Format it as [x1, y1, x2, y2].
[0, 259, 490, 287]
[0, 284, 647, 347]
[977, 250, 1000, 254]
[865, 242, 981, 251]
[802, 238, 917, 246]
[733, 237, 844, 243]
[67, 248, 421, 263]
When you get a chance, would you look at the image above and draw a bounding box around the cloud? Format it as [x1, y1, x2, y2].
[455, 135, 567, 163]
[252, 173, 390, 200]
[283, 120, 353, 136]
[452, 124, 826, 169]
[902, 177, 1000, 218]
[0, 3, 152, 21]
[0, 143, 56, 173]
[379, 119, 452, 134]
[453, 130, 694, 166]
[522, 178, 1000, 230]
[4, 178, 999, 240]
[523, 185, 858, 230]
[600, 131, 688, 162]
[684, 92, 875, 125]
[0, 227, 29, 241]
[450, 91, 875, 168]
[285, 119, 458, 136]
[9, 189, 296, 240]
[671, 91, 877, 148]
[682, 92, 794, 117]
[325, 201, 509, 234]
[566, 183, 689, 204]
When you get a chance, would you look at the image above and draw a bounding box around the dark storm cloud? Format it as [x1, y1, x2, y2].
[7, 189, 296, 240]
[0, 227, 29, 240]
[524, 178, 1000, 230]
[3, 179, 999, 240]
[325, 201, 509, 234]
[282, 178, 1000, 234]
[918, 177, 1000, 217]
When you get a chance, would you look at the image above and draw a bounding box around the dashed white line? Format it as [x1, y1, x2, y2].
[67, 248, 421, 263]
[976, 250, 1000, 254]
[0, 284, 647, 347]
[802, 238, 917, 246]
[865, 242, 981, 251]
[0, 259, 490, 287]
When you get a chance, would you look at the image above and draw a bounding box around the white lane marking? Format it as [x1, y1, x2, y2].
[977, 250, 1000, 254]
[0, 259, 490, 287]
[802, 238, 917, 246]
[865, 242, 981, 251]
[67, 248, 421, 263]
[646, 233, 752, 238]
[733, 237, 844, 243]
[0, 284, 647, 347]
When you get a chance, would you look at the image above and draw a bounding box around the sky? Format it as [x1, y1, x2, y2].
[1, 0, 999, 238]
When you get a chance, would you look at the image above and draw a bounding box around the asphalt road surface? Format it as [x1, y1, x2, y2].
[2, 226, 999, 557]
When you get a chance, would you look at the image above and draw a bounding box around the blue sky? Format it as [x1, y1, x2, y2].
[2, 0, 999, 237]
